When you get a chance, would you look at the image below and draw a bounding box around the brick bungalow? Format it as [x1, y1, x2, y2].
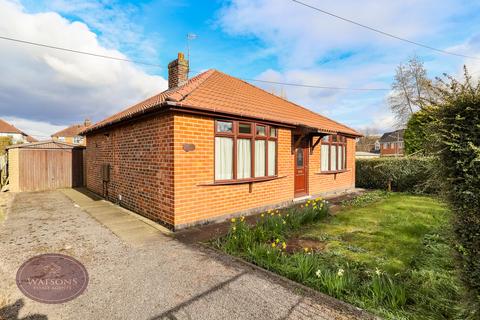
[82, 53, 362, 230]
[379, 129, 404, 157]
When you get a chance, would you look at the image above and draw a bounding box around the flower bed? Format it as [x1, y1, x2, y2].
[213, 194, 471, 319]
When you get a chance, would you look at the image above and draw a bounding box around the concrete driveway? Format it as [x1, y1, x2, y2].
[0, 190, 370, 320]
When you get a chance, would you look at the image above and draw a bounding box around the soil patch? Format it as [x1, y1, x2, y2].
[285, 237, 326, 254]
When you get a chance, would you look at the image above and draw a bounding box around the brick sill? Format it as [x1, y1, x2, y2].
[198, 175, 287, 186]
[314, 170, 350, 175]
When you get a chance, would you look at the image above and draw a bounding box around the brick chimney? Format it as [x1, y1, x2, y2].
[168, 52, 189, 89]
[84, 119, 92, 127]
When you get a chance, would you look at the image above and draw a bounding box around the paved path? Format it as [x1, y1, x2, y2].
[0, 190, 370, 320]
[60, 188, 171, 247]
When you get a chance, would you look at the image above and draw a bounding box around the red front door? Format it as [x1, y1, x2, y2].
[294, 145, 308, 197]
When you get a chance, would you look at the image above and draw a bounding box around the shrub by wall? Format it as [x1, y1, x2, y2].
[356, 157, 436, 193]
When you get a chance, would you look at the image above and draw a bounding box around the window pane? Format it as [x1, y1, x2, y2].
[268, 141, 276, 176]
[330, 145, 337, 171]
[256, 125, 266, 136]
[322, 135, 330, 142]
[296, 148, 304, 168]
[343, 145, 347, 169]
[239, 123, 251, 134]
[255, 140, 266, 177]
[217, 121, 233, 133]
[215, 137, 233, 180]
[321, 144, 329, 171]
[269, 127, 277, 137]
[338, 145, 343, 170]
[237, 139, 251, 179]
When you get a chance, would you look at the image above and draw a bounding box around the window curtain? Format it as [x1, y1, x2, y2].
[237, 139, 251, 179]
[255, 140, 266, 177]
[338, 145, 343, 170]
[321, 144, 329, 171]
[330, 145, 337, 171]
[215, 137, 233, 180]
[268, 141, 276, 176]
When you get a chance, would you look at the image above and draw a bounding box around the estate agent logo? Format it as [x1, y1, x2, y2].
[16, 254, 88, 304]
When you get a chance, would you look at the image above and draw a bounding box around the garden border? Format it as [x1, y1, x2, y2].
[196, 242, 378, 320]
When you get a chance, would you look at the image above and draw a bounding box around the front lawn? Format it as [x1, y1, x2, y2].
[213, 192, 472, 319]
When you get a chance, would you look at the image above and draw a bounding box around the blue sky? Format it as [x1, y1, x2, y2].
[1, 0, 480, 138]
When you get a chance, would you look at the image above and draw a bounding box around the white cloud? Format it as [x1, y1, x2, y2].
[3, 116, 65, 140]
[218, 0, 464, 69]
[0, 0, 167, 134]
[217, 0, 475, 131]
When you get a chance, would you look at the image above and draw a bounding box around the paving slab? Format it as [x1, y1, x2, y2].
[60, 188, 171, 247]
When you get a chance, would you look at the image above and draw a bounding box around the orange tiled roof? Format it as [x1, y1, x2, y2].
[51, 123, 89, 137]
[0, 118, 24, 134]
[84, 70, 361, 136]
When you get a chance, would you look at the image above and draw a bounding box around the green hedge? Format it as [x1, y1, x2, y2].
[356, 157, 436, 193]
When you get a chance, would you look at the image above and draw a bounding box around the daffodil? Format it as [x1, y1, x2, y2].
[282, 242, 287, 250]
[375, 268, 382, 276]
[232, 226, 236, 231]
[240, 216, 245, 222]
[275, 238, 280, 243]
[337, 268, 344, 277]
[271, 242, 276, 248]
[231, 218, 236, 223]
[282, 220, 286, 225]
[315, 269, 322, 277]
[261, 213, 265, 217]
[304, 247, 309, 253]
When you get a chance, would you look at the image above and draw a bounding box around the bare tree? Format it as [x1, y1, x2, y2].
[389, 56, 432, 127]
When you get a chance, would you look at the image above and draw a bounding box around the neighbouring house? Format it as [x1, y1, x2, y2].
[379, 129, 404, 157]
[355, 135, 381, 154]
[7, 140, 84, 192]
[0, 118, 37, 145]
[81, 53, 362, 230]
[51, 119, 92, 145]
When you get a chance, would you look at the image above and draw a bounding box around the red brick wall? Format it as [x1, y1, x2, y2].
[380, 142, 404, 156]
[85, 111, 357, 229]
[173, 113, 357, 228]
[308, 138, 356, 196]
[85, 113, 175, 227]
[173, 113, 294, 228]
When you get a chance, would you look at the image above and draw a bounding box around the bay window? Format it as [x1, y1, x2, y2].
[215, 120, 278, 181]
[320, 135, 347, 172]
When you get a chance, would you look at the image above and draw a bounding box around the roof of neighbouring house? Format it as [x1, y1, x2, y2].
[6, 140, 84, 150]
[83, 69, 361, 137]
[379, 129, 405, 142]
[26, 135, 38, 143]
[51, 123, 89, 137]
[0, 119, 25, 134]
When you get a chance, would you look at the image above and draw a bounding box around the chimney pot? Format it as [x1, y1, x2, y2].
[84, 119, 92, 127]
[168, 52, 189, 89]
